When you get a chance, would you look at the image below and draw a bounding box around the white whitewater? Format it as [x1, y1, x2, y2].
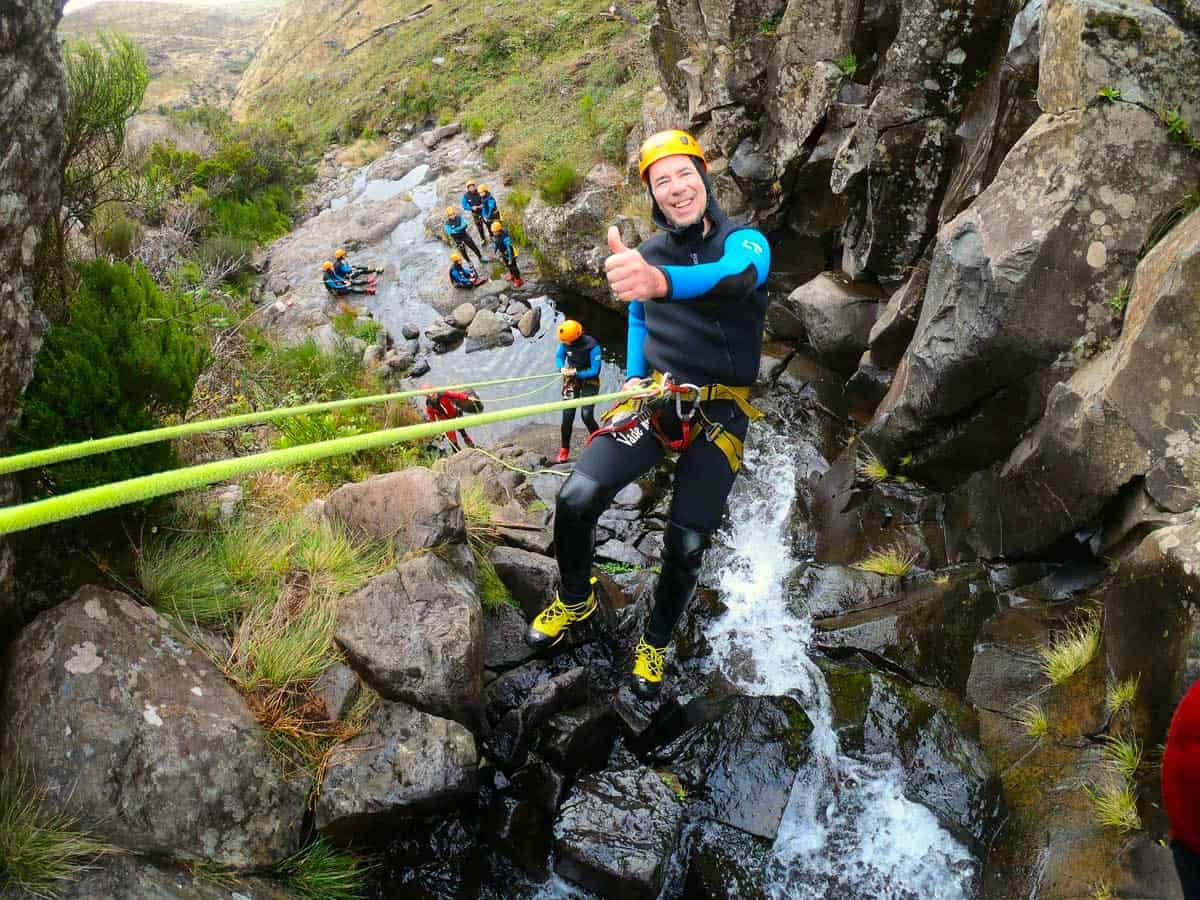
[706, 428, 976, 900]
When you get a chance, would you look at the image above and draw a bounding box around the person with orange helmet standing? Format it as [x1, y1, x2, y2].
[524, 129, 770, 702]
[461, 179, 489, 244]
[491, 220, 523, 288]
[554, 319, 603, 463]
[445, 206, 486, 267]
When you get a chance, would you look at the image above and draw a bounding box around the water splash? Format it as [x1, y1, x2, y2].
[707, 425, 975, 899]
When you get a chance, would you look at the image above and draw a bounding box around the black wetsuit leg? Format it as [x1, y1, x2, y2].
[456, 234, 484, 265]
[578, 380, 600, 434]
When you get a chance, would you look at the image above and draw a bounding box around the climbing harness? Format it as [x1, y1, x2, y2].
[586, 371, 762, 474]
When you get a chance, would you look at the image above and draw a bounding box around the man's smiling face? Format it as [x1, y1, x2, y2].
[648, 154, 707, 228]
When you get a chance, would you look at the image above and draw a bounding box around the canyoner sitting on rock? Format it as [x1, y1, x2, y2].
[448, 252, 485, 289]
[333, 247, 382, 281]
[422, 384, 480, 451]
[479, 184, 500, 229]
[491, 220, 523, 289]
[524, 129, 770, 701]
[555, 318, 602, 464]
[461, 179, 489, 244]
[445, 206, 486, 267]
[322, 260, 375, 295]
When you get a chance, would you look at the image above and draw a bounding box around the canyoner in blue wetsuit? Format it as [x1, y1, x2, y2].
[444, 207, 485, 266]
[448, 253, 483, 289]
[461, 180, 490, 243]
[554, 318, 603, 463]
[479, 185, 500, 227]
[524, 130, 770, 702]
[491, 221, 523, 288]
[333, 248, 381, 282]
[322, 260, 374, 295]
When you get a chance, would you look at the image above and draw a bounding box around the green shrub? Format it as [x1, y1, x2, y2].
[93, 204, 143, 259]
[536, 160, 582, 204]
[208, 185, 292, 243]
[15, 259, 208, 495]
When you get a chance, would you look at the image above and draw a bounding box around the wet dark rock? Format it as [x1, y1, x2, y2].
[652, 694, 813, 840]
[315, 700, 477, 841]
[324, 467, 464, 553]
[401, 323, 420, 339]
[683, 819, 772, 900]
[866, 258, 929, 370]
[0, 588, 305, 867]
[489, 546, 558, 620]
[483, 793, 553, 879]
[790, 272, 885, 374]
[789, 563, 894, 620]
[596, 538, 651, 568]
[336, 552, 481, 730]
[517, 305, 541, 337]
[488, 667, 589, 770]
[426, 321, 464, 345]
[537, 703, 619, 775]
[484, 659, 549, 728]
[553, 767, 685, 900]
[483, 603, 539, 672]
[465, 308, 515, 352]
[510, 754, 567, 816]
[493, 499, 554, 554]
[813, 564, 999, 693]
[824, 659, 1001, 847]
[843, 351, 893, 423]
[313, 662, 361, 721]
[377, 811, 485, 897]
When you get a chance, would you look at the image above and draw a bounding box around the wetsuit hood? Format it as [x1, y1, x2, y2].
[648, 159, 726, 243]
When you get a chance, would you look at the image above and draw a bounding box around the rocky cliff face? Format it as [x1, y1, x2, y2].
[0, 0, 67, 626]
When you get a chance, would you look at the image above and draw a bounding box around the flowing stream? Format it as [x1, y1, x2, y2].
[705, 414, 976, 899]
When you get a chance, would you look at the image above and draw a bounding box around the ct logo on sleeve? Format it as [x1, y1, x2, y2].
[741, 238, 764, 255]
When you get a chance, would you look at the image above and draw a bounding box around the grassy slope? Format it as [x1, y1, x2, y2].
[59, 0, 280, 110]
[233, 0, 657, 180]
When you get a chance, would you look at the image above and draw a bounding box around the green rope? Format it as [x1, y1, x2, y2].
[0, 387, 650, 535]
[0, 371, 561, 477]
[468, 445, 570, 479]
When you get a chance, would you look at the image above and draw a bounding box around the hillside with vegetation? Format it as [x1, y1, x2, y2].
[60, 0, 280, 110]
[233, 0, 656, 180]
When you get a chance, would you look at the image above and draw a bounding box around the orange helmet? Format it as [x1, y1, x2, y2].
[479, 184, 490, 194]
[557, 319, 583, 344]
[638, 129, 707, 183]
[322, 260, 334, 270]
[450, 252, 462, 263]
[490, 221, 504, 234]
[335, 248, 347, 258]
[465, 179, 476, 189]
[444, 206, 456, 217]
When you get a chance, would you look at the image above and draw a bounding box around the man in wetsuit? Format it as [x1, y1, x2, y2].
[524, 129, 771, 700]
[491, 220, 523, 288]
[479, 184, 500, 229]
[555, 318, 603, 464]
[461, 180, 489, 243]
[333, 248, 381, 282]
[445, 206, 486, 267]
[423, 386, 477, 451]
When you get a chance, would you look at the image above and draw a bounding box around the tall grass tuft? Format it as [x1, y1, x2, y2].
[292, 518, 393, 595]
[229, 587, 341, 693]
[137, 532, 245, 626]
[1107, 674, 1140, 716]
[474, 549, 515, 613]
[1018, 703, 1049, 739]
[1101, 735, 1143, 781]
[268, 837, 374, 900]
[1039, 610, 1102, 684]
[0, 765, 115, 898]
[1085, 781, 1141, 832]
[852, 543, 918, 577]
[855, 445, 889, 483]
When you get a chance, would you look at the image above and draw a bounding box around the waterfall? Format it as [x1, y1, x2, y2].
[706, 427, 976, 899]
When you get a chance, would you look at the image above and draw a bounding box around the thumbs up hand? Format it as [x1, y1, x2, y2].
[604, 225, 667, 302]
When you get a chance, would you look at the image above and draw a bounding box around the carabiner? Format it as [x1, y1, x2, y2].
[675, 383, 701, 422]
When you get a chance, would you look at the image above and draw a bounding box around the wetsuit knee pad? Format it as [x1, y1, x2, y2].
[556, 470, 613, 524]
[662, 521, 711, 574]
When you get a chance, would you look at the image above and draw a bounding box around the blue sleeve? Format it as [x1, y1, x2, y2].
[659, 229, 770, 302]
[578, 344, 602, 380]
[444, 223, 453, 238]
[555, 344, 566, 368]
[626, 302, 647, 379]
[460, 195, 472, 212]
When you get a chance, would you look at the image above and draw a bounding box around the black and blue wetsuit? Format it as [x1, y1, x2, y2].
[324, 271, 369, 295]
[333, 258, 371, 282]
[493, 230, 521, 282]
[462, 190, 488, 242]
[449, 261, 478, 289]
[480, 193, 500, 226]
[445, 214, 484, 265]
[553, 164, 770, 648]
[556, 334, 603, 447]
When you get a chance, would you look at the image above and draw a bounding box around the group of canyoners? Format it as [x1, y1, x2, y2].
[320, 132, 1200, 891]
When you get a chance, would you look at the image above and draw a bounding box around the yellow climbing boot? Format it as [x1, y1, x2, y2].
[630, 637, 667, 700]
[524, 579, 597, 650]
